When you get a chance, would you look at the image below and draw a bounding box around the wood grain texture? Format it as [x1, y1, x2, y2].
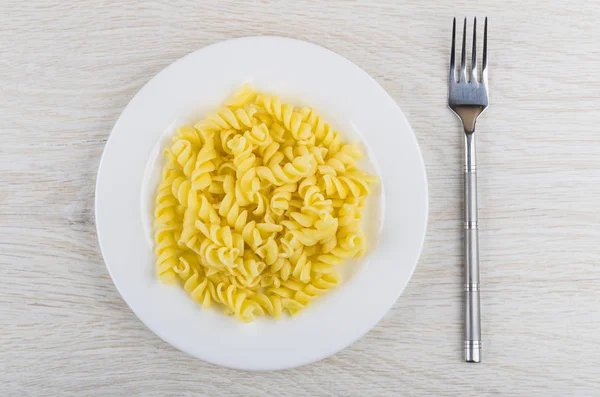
[1, 1, 599, 396]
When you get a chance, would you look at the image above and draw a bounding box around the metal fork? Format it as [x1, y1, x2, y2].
[448, 17, 488, 363]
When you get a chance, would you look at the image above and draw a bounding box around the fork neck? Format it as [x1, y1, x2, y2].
[454, 105, 484, 134]
[464, 133, 476, 172]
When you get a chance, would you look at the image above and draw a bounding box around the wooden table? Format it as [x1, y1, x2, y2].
[2, 1, 599, 395]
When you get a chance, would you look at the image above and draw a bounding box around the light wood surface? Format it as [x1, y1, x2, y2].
[2, 1, 599, 396]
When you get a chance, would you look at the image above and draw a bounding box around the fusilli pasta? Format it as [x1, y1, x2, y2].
[153, 83, 377, 321]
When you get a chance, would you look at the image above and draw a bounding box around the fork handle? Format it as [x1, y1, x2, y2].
[464, 132, 481, 363]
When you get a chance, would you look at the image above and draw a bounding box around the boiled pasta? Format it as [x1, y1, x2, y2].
[153, 84, 377, 321]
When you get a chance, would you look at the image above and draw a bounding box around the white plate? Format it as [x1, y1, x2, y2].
[96, 36, 428, 370]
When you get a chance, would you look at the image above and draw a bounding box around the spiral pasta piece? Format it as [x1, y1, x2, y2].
[252, 293, 284, 319]
[270, 183, 296, 216]
[154, 169, 180, 228]
[154, 228, 179, 284]
[228, 135, 260, 205]
[171, 176, 198, 208]
[244, 123, 273, 147]
[320, 173, 371, 199]
[224, 83, 257, 109]
[227, 253, 266, 288]
[170, 139, 197, 178]
[255, 154, 313, 186]
[191, 134, 217, 191]
[300, 107, 342, 153]
[293, 274, 340, 307]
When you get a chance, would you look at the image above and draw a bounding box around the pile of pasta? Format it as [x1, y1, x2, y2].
[154, 84, 377, 321]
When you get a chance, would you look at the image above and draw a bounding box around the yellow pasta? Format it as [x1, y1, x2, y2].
[153, 83, 377, 321]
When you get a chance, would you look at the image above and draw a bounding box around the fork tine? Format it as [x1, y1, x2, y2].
[471, 17, 477, 83]
[482, 17, 488, 79]
[460, 18, 467, 82]
[450, 18, 456, 82]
